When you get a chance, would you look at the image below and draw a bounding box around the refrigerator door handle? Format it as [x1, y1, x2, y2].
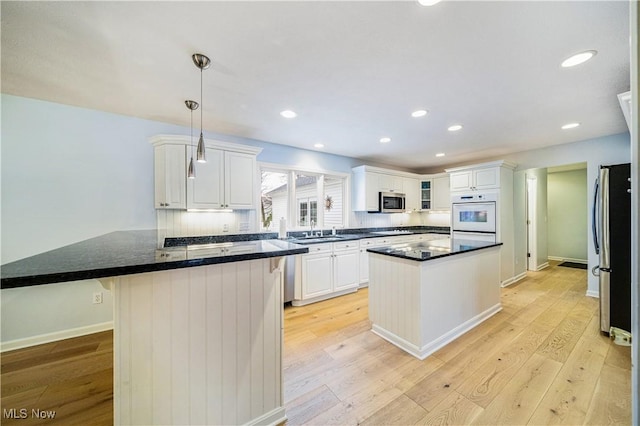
[600, 168, 610, 270]
[592, 177, 600, 255]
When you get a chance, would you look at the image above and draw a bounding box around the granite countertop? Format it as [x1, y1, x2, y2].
[367, 238, 502, 262]
[0, 230, 308, 289]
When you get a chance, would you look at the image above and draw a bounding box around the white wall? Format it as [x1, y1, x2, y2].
[527, 168, 548, 269]
[547, 169, 588, 262]
[502, 133, 630, 296]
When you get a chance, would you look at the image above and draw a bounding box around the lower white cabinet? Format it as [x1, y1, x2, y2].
[294, 241, 359, 305]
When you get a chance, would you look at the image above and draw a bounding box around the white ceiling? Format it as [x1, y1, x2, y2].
[1, 1, 631, 171]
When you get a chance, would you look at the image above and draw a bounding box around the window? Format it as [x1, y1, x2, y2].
[259, 165, 348, 231]
[298, 198, 317, 226]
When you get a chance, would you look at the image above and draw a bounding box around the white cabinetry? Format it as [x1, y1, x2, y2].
[154, 143, 187, 209]
[403, 177, 420, 211]
[150, 135, 262, 210]
[294, 240, 359, 305]
[449, 167, 500, 192]
[352, 165, 419, 212]
[418, 173, 450, 211]
[188, 148, 257, 209]
[446, 160, 517, 286]
[431, 175, 451, 210]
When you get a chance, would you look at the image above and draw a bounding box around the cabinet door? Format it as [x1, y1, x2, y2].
[224, 151, 256, 209]
[379, 173, 403, 193]
[301, 252, 333, 299]
[403, 177, 419, 211]
[333, 249, 359, 292]
[473, 168, 499, 190]
[154, 144, 186, 209]
[450, 171, 472, 192]
[359, 247, 369, 285]
[365, 172, 380, 211]
[420, 180, 432, 210]
[187, 147, 224, 209]
[432, 176, 451, 210]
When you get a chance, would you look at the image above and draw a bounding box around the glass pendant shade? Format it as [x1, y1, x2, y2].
[197, 132, 206, 162]
[192, 53, 210, 164]
[185, 99, 199, 179]
[187, 157, 196, 179]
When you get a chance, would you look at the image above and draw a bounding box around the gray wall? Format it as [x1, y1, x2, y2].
[547, 168, 588, 262]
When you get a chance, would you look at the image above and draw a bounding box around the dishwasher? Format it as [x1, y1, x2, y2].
[283, 255, 295, 304]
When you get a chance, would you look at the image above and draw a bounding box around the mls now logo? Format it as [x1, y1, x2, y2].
[3, 408, 56, 419]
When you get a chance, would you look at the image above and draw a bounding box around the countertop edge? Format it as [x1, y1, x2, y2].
[367, 242, 503, 262]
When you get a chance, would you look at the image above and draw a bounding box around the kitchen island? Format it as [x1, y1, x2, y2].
[1, 230, 308, 426]
[367, 238, 502, 360]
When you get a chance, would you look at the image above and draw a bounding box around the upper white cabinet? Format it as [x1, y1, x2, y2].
[431, 174, 451, 210]
[418, 173, 450, 211]
[150, 135, 262, 210]
[154, 143, 187, 209]
[447, 161, 514, 192]
[403, 177, 420, 211]
[352, 165, 418, 212]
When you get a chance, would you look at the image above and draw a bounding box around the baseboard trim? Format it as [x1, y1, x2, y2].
[586, 289, 599, 298]
[291, 287, 358, 306]
[537, 262, 550, 271]
[501, 272, 527, 287]
[548, 256, 588, 264]
[1, 321, 114, 353]
[244, 406, 286, 426]
[371, 303, 502, 360]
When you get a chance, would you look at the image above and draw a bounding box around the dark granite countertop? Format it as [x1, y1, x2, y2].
[1, 230, 308, 289]
[367, 238, 502, 262]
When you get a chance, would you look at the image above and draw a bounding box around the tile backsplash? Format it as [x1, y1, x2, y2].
[158, 209, 449, 240]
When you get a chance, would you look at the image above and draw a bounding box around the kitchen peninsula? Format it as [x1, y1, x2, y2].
[367, 238, 503, 360]
[1, 230, 308, 425]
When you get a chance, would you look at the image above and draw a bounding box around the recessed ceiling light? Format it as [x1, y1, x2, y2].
[379, 137, 391, 143]
[411, 110, 428, 118]
[561, 50, 597, 68]
[314, 143, 324, 148]
[436, 153, 445, 157]
[280, 110, 297, 118]
[561, 122, 580, 130]
[418, 0, 442, 6]
[448, 124, 463, 132]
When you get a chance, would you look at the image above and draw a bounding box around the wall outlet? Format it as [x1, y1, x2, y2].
[93, 292, 103, 304]
[223, 224, 229, 232]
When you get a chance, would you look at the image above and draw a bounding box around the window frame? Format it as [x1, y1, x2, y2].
[258, 162, 350, 232]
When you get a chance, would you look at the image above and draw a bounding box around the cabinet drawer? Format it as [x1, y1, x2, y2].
[304, 243, 333, 254]
[333, 240, 359, 251]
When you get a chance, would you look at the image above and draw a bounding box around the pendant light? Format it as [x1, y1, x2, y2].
[185, 100, 199, 179]
[192, 53, 211, 163]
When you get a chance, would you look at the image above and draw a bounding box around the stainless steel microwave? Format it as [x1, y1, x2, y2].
[378, 192, 406, 213]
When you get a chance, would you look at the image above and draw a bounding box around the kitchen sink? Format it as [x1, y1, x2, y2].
[292, 236, 345, 244]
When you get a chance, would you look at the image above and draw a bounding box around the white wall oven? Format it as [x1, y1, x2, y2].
[451, 193, 497, 242]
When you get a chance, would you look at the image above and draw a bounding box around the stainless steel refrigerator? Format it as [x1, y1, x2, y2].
[592, 163, 631, 336]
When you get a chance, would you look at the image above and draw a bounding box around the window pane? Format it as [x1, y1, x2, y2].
[261, 171, 288, 231]
[296, 174, 318, 227]
[310, 200, 318, 224]
[324, 176, 344, 227]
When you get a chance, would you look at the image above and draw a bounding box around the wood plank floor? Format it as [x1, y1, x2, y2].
[0, 261, 630, 425]
[283, 261, 631, 425]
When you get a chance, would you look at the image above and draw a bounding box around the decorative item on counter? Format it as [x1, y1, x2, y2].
[332, 226, 336, 236]
[278, 217, 287, 239]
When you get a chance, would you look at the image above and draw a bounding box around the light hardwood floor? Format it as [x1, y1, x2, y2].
[0, 261, 631, 425]
[283, 261, 631, 425]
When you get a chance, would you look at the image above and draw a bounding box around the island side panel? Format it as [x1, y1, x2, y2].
[113, 258, 285, 426]
[368, 247, 502, 360]
[418, 247, 502, 351]
[369, 254, 422, 350]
